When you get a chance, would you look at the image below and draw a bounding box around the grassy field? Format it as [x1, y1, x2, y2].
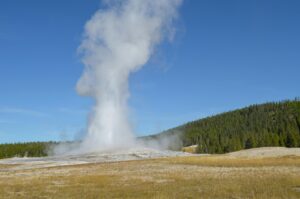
[0, 153, 300, 199]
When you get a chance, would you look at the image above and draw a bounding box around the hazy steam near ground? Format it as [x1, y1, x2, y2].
[137, 130, 184, 151]
[60, 0, 183, 154]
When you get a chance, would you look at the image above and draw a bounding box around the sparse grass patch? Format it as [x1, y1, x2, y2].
[167, 155, 300, 167]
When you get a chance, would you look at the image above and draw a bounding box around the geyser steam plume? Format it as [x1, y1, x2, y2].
[77, 0, 182, 153]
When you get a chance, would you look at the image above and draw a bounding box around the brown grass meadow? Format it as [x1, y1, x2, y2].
[1, 154, 300, 199]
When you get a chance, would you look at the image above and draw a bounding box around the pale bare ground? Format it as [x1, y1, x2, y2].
[0, 147, 300, 199]
[227, 147, 300, 158]
[0, 148, 193, 170]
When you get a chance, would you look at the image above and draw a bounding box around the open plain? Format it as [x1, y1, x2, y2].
[0, 147, 300, 199]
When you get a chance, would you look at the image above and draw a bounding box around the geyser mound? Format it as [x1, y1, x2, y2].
[73, 0, 183, 154]
[0, 147, 193, 170]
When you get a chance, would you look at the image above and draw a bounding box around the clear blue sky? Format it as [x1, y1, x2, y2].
[0, 0, 299, 143]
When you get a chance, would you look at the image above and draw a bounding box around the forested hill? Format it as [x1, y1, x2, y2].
[148, 99, 300, 153]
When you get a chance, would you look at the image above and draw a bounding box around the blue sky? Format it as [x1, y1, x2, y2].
[0, 0, 299, 143]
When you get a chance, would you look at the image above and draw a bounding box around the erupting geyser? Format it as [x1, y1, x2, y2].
[76, 0, 182, 153]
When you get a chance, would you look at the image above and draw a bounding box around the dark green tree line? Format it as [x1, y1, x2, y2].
[0, 142, 54, 159]
[180, 99, 300, 153]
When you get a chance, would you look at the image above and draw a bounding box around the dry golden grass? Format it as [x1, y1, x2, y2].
[1, 155, 300, 199]
[182, 145, 198, 153]
[168, 155, 300, 167]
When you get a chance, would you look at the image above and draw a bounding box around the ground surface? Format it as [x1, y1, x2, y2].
[0, 147, 300, 199]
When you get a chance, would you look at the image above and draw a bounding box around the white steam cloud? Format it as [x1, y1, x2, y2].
[76, 0, 182, 153]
